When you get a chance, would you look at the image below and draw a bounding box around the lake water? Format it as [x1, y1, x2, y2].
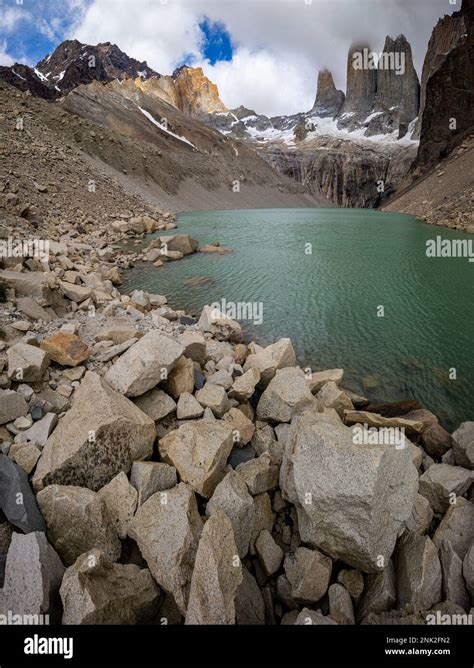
[123, 208, 474, 430]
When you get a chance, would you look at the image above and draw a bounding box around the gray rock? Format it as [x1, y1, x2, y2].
[195, 383, 230, 418]
[328, 583, 355, 624]
[357, 560, 396, 621]
[97, 472, 138, 539]
[439, 540, 470, 611]
[404, 493, 434, 535]
[130, 461, 177, 506]
[7, 343, 49, 382]
[32, 372, 155, 492]
[197, 305, 242, 343]
[395, 535, 442, 610]
[104, 331, 184, 397]
[256, 368, 315, 423]
[128, 483, 203, 615]
[337, 569, 365, 604]
[255, 529, 283, 576]
[308, 368, 344, 394]
[433, 498, 474, 560]
[206, 470, 254, 558]
[0, 454, 45, 532]
[21, 413, 58, 447]
[0, 532, 64, 621]
[452, 422, 474, 469]
[36, 484, 121, 566]
[185, 508, 242, 624]
[280, 413, 418, 572]
[463, 542, 474, 599]
[9, 442, 41, 474]
[158, 420, 233, 498]
[243, 338, 296, 388]
[283, 546, 332, 603]
[229, 368, 260, 402]
[176, 392, 204, 420]
[235, 567, 265, 624]
[236, 452, 279, 495]
[178, 331, 206, 364]
[421, 421, 452, 458]
[133, 388, 176, 421]
[419, 464, 473, 513]
[0, 390, 28, 425]
[316, 381, 353, 417]
[60, 549, 160, 624]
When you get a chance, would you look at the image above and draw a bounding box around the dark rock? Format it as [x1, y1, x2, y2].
[0, 454, 46, 533]
[311, 69, 345, 118]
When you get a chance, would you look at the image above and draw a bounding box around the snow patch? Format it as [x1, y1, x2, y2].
[138, 106, 196, 149]
[12, 69, 26, 81]
[34, 68, 48, 82]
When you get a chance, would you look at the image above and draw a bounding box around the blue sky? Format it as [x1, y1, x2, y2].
[0, 0, 456, 116]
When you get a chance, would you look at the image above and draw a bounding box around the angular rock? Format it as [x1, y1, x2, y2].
[60, 549, 160, 624]
[195, 383, 229, 418]
[21, 413, 58, 447]
[404, 493, 434, 535]
[250, 493, 274, 553]
[7, 343, 49, 382]
[229, 368, 260, 402]
[280, 413, 418, 572]
[316, 381, 353, 417]
[185, 509, 242, 624]
[97, 472, 138, 539]
[236, 453, 279, 495]
[40, 332, 90, 367]
[0, 532, 64, 620]
[127, 483, 203, 614]
[243, 338, 296, 387]
[164, 355, 194, 399]
[0, 389, 28, 425]
[178, 331, 206, 364]
[452, 422, 474, 470]
[463, 542, 474, 599]
[344, 410, 423, 436]
[0, 270, 53, 303]
[9, 442, 41, 474]
[257, 368, 315, 423]
[395, 535, 442, 610]
[0, 455, 45, 532]
[159, 420, 233, 499]
[433, 498, 474, 560]
[198, 305, 243, 343]
[421, 421, 452, 458]
[206, 470, 255, 558]
[328, 583, 355, 624]
[176, 392, 204, 420]
[283, 546, 332, 603]
[255, 529, 283, 576]
[59, 280, 93, 303]
[308, 368, 344, 394]
[235, 567, 265, 625]
[223, 407, 255, 446]
[419, 464, 473, 514]
[133, 388, 176, 421]
[159, 234, 198, 256]
[130, 461, 177, 506]
[357, 560, 396, 621]
[36, 484, 121, 566]
[104, 332, 184, 397]
[439, 540, 470, 611]
[337, 569, 364, 604]
[32, 372, 155, 492]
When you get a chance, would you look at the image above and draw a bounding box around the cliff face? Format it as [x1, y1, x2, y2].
[338, 42, 377, 128]
[311, 69, 345, 118]
[414, 0, 474, 172]
[171, 66, 228, 116]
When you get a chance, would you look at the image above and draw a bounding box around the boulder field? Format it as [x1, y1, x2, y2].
[0, 222, 473, 626]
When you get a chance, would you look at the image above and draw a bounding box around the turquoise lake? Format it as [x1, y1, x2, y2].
[123, 208, 474, 430]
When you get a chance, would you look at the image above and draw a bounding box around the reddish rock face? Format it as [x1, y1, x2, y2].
[40, 332, 90, 367]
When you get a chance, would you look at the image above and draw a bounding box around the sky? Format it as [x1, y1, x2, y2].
[0, 0, 459, 116]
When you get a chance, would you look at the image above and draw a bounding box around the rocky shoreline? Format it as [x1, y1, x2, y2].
[0, 219, 473, 626]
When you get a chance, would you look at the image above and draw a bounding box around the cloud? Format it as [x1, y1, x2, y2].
[0, 40, 15, 67]
[59, 0, 459, 115]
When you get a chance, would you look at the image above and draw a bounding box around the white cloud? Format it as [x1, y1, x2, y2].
[68, 0, 456, 117]
[0, 40, 15, 67]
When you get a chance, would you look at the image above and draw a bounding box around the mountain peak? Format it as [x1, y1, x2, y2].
[312, 69, 345, 118]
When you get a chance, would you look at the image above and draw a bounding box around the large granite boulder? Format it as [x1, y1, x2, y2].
[0, 455, 46, 533]
[280, 413, 418, 572]
[33, 372, 155, 492]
